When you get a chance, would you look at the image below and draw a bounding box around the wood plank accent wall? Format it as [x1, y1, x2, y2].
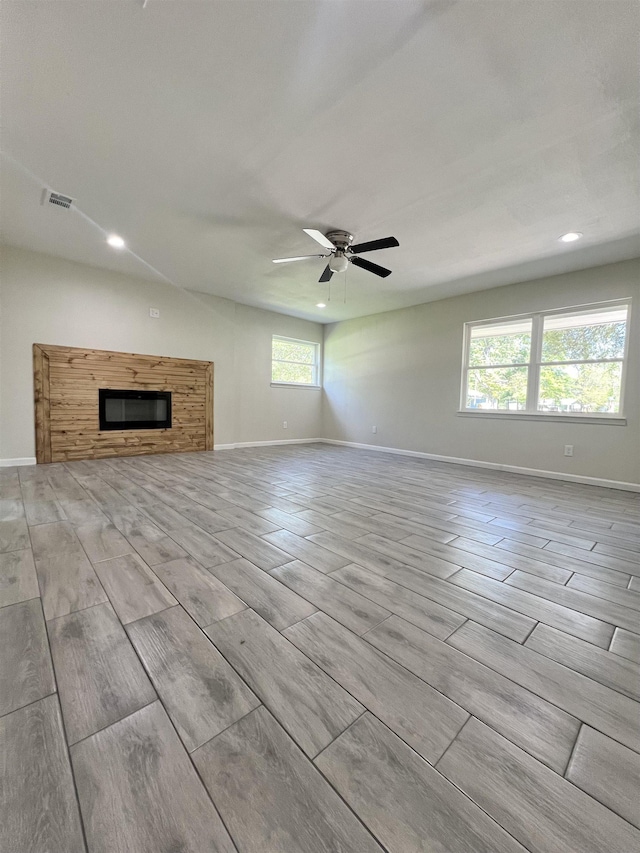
[33, 344, 213, 463]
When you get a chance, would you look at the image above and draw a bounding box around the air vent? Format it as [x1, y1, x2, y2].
[41, 189, 74, 210]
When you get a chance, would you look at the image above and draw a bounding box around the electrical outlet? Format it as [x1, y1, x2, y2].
[372, 425, 377, 434]
[564, 445, 574, 457]
[283, 421, 288, 429]
[149, 307, 160, 318]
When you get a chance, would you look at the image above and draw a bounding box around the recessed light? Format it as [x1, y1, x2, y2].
[316, 302, 326, 308]
[107, 234, 126, 249]
[558, 232, 583, 243]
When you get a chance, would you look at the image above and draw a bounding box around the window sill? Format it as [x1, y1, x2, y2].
[271, 383, 321, 390]
[457, 411, 626, 425]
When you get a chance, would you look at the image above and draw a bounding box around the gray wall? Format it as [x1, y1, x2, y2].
[323, 259, 640, 486]
[0, 246, 323, 460]
[2, 246, 638, 486]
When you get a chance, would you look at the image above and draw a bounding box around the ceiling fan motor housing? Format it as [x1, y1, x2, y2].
[325, 230, 353, 252]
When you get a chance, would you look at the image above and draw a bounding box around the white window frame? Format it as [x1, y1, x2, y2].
[271, 335, 321, 388]
[459, 299, 631, 421]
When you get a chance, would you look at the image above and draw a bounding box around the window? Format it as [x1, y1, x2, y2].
[271, 336, 320, 386]
[462, 301, 630, 417]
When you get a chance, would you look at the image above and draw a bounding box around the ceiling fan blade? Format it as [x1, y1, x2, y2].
[303, 228, 336, 250]
[272, 254, 325, 264]
[350, 236, 399, 254]
[350, 256, 392, 278]
[319, 264, 334, 283]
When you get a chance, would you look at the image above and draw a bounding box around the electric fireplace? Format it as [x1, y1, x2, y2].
[99, 389, 172, 431]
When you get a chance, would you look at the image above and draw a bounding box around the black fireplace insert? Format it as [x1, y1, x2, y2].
[99, 389, 172, 431]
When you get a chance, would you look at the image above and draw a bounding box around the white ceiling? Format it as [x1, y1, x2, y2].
[2, 0, 639, 323]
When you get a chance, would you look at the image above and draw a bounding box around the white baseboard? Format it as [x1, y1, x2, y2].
[0, 457, 37, 467]
[215, 438, 323, 451]
[320, 439, 640, 493]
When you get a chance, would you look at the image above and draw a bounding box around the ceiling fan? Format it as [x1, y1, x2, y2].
[273, 229, 399, 282]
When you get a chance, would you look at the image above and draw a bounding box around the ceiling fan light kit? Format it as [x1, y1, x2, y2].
[273, 228, 399, 282]
[329, 253, 349, 273]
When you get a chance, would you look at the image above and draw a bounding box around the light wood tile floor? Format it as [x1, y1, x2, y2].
[1, 444, 639, 853]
